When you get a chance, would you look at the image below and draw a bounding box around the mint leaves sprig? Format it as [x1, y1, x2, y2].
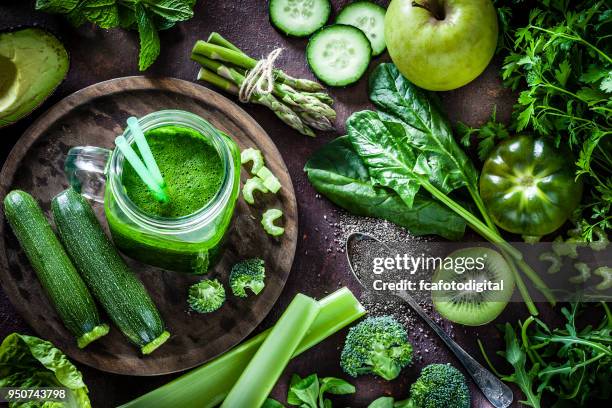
[35, 0, 196, 71]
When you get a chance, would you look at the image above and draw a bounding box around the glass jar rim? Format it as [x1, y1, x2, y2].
[108, 109, 235, 232]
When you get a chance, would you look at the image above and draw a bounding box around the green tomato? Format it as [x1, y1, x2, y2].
[480, 135, 583, 240]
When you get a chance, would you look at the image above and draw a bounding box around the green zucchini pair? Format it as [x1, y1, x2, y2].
[4, 189, 169, 354]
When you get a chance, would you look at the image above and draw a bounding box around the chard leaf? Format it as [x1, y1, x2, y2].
[368, 63, 480, 196]
[135, 4, 160, 71]
[0, 333, 91, 408]
[305, 137, 466, 240]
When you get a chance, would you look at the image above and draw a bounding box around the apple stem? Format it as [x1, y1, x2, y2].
[412, 0, 445, 20]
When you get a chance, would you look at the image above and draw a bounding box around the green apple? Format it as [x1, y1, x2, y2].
[385, 0, 498, 91]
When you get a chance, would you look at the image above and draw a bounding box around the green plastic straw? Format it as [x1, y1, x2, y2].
[126, 117, 166, 188]
[115, 136, 168, 203]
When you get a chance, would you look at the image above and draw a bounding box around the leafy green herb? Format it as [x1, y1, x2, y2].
[287, 373, 355, 408]
[481, 302, 612, 407]
[0, 333, 92, 407]
[491, 0, 611, 241]
[35, 0, 196, 70]
[304, 136, 467, 240]
[456, 107, 510, 161]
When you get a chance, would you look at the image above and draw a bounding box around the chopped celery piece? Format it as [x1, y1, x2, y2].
[221, 294, 320, 408]
[257, 166, 282, 193]
[241, 147, 265, 174]
[242, 177, 269, 205]
[262, 208, 284, 236]
[119, 288, 366, 408]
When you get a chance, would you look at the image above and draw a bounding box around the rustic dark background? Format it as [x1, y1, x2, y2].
[0, 1, 551, 407]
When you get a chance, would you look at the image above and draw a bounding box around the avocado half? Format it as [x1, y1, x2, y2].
[0, 28, 69, 127]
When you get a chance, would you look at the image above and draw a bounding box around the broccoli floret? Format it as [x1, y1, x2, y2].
[188, 279, 226, 313]
[405, 364, 470, 408]
[340, 316, 413, 380]
[229, 258, 266, 298]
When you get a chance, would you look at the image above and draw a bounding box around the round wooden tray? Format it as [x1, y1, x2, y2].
[0, 77, 298, 376]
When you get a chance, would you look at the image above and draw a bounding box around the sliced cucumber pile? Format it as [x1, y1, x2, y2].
[336, 1, 387, 56]
[307, 24, 372, 87]
[270, 0, 331, 37]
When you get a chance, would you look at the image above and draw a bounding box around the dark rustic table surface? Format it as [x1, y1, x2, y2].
[0, 1, 553, 407]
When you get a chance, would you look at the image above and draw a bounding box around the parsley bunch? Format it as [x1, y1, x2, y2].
[495, 0, 611, 241]
[35, 0, 197, 70]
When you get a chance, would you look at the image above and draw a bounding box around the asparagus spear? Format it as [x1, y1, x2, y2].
[193, 54, 324, 137]
[207, 32, 325, 92]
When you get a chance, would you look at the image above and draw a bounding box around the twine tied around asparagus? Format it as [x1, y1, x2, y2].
[238, 48, 283, 103]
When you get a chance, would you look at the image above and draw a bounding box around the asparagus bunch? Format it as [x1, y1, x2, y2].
[191, 33, 336, 137]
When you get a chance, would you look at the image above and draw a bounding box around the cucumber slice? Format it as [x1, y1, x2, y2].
[270, 0, 331, 37]
[336, 1, 386, 56]
[306, 24, 372, 87]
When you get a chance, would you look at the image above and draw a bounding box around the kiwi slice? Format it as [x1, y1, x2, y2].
[432, 247, 514, 326]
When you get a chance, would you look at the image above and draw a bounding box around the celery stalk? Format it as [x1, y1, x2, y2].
[221, 294, 320, 407]
[120, 288, 366, 408]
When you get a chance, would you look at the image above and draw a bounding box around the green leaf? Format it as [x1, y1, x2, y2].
[143, 0, 194, 21]
[263, 398, 286, 408]
[135, 4, 160, 71]
[347, 111, 421, 207]
[35, 0, 79, 13]
[318, 377, 355, 407]
[368, 63, 479, 196]
[0, 333, 92, 408]
[80, 0, 120, 29]
[554, 59, 571, 87]
[287, 374, 319, 408]
[304, 136, 466, 240]
[600, 72, 612, 93]
[580, 65, 608, 84]
[367, 397, 395, 408]
[319, 377, 355, 396]
[501, 324, 542, 408]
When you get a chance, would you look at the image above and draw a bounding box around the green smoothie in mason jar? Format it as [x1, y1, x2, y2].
[100, 110, 241, 274]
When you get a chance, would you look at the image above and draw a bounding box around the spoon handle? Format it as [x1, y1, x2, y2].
[394, 290, 513, 408]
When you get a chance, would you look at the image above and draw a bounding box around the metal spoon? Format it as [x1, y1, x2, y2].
[345, 232, 513, 408]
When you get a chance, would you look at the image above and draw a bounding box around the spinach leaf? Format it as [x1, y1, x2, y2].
[135, 3, 161, 71]
[305, 137, 466, 240]
[369, 63, 479, 197]
[346, 111, 421, 207]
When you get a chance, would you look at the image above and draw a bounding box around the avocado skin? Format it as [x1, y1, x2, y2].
[0, 27, 69, 127]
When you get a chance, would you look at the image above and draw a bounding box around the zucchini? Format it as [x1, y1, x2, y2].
[3, 190, 109, 348]
[52, 188, 169, 355]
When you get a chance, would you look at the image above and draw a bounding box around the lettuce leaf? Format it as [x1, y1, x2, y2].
[0, 333, 91, 408]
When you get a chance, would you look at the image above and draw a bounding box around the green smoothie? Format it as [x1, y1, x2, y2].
[121, 125, 224, 218]
[105, 122, 241, 274]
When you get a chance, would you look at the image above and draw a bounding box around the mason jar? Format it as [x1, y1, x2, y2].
[64, 110, 241, 274]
